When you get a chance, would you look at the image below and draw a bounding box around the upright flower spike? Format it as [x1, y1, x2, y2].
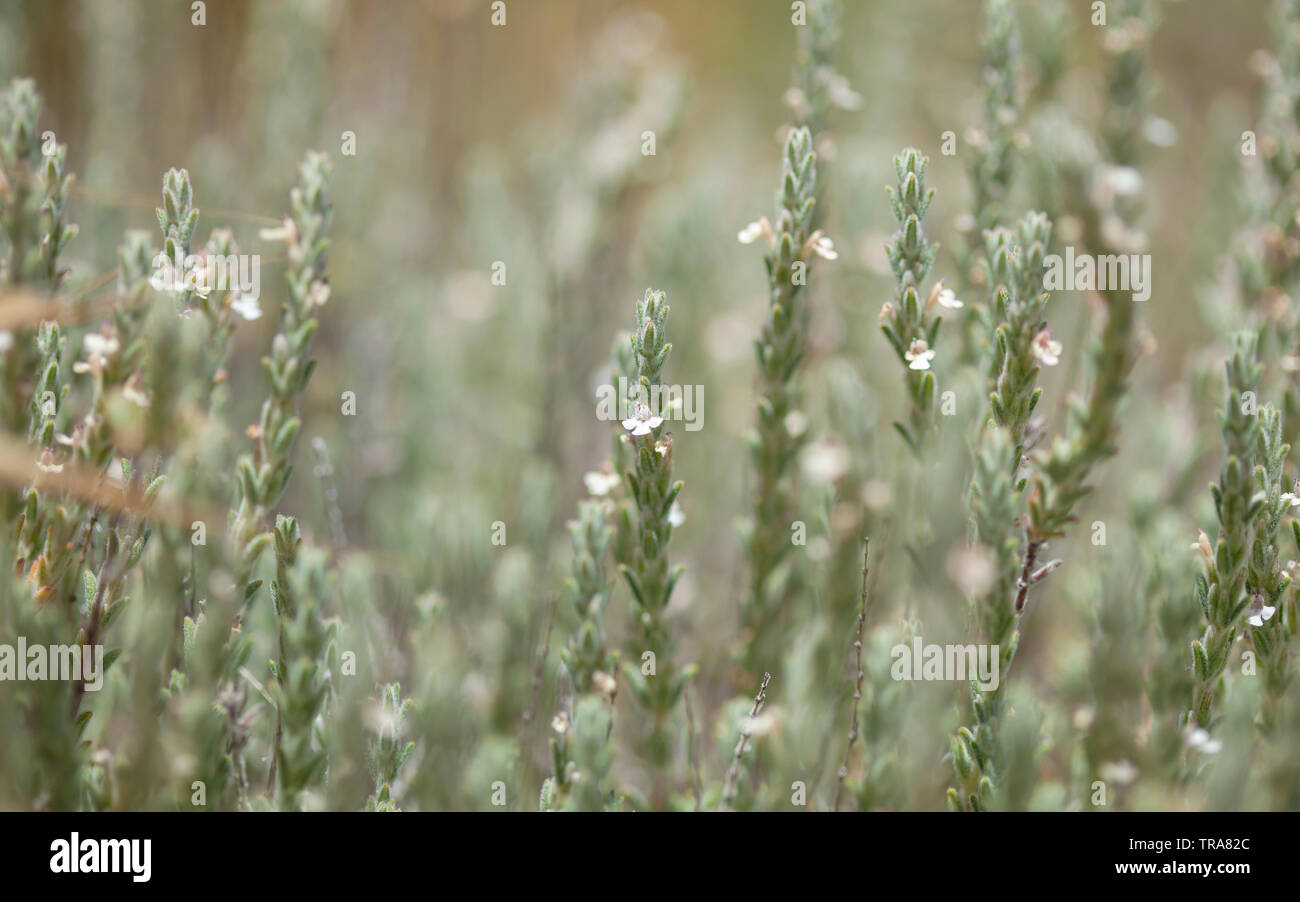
[1246, 406, 1297, 732]
[230, 151, 332, 602]
[981, 211, 1054, 473]
[545, 499, 620, 811]
[153, 168, 201, 311]
[879, 147, 945, 456]
[948, 0, 1157, 810]
[1021, 0, 1154, 582]
[0, 80, 79, 432]
[969, 0, 1021, 237]
[740, 124, 832, 675]
[0, 79, 44, 289]
[618, 289, 690, 753]
[270, 534, 338, 811]
[948, 426, 1025, 811]
[1101, 0, 1157, 170]
[37, 139, 77, 291]
[1230, 1, 1300, 430]
[956, 0, 1022, 364]
[1190, 334, 1266, 729]
[559, 500, 616, 696]
[788, 0, 855, 228]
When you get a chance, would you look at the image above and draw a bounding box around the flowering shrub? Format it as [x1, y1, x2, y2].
[1, 0, 1299, 814]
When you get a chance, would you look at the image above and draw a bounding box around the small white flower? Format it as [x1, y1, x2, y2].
[307, 280, 331, 308]
[1103, 164, 1144, 197]
[805, 230, 838, 260]
[1099, 760, 1139, 786]
[83, 332, 120, 359]
[1184, 727, 1222, 755]
[259, 216, 299, 245]
[621, 401, 663, 437]
[73, 330, 120, 377]
[784, 410, 809, 438]
[904, 338, 935, 371]
[801, 438, 850, 485]
[1191, 529, 1213, 565]
[782, 87, 810, 121]
[230, 293, 263, 321]
[738, 216, 775, 248]
[188, 264, 212, 299]
[1031, 329, 1062, 367]
[925, 278, 962, 309]
[1282, 480, 1300, 507]
[122, 372, 150, 408]
[551, 712, 570, 736]
[583, 470, 620, 497]
[150, 258, 210, 298]
[36, 448, 63, 474]
[0, 330, 14, 353]
[1247, 594, 1277, 628]
[592, 670, 617, 696]
[668, 501, 685, 528]
[826, 73, 863, 111]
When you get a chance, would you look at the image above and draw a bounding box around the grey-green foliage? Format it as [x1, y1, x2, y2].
[544, 500, 619, 812]
[742, 125, 826, 674]
[0, 78, 72, 290]
[950, 426, 1023, 811]
[981, 211, 1053, 471]
[1025, 0, 1153, 553]
[618, 289, 688, 725]
[1103, 0, 1157, 169]
[560, 500, 616, 695]
[969, 0, 1021, 236]
[1137, 504, 1202, 779]
[0, 79, 78, 432]
[545, 694, 617, 812]
[790, 0, 853, 227]
[1191, 333, 1265, 728]
[879, 147, 942, 456]
[1244, 404, 1293, 728]
[230, 151, 333, 597]
[155, 168, 201, 304]
[271, 531, 339, 810]
[366, 682, 415, 812]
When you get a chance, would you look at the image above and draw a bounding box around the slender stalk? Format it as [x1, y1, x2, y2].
[833, 538, 869, 811]
[720, 671, 771, 809]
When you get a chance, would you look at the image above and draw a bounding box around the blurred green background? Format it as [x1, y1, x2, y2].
[0, 0, 1293, 810]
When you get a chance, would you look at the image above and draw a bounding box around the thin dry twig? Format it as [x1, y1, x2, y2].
[833, 537, 870, 811]
[0, 430, 222, 529]
[0, 284, 140, 332]
[1012, 528, 1059, 614]
[684, 686, 703, 811]
[720, 670, 771, 808]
